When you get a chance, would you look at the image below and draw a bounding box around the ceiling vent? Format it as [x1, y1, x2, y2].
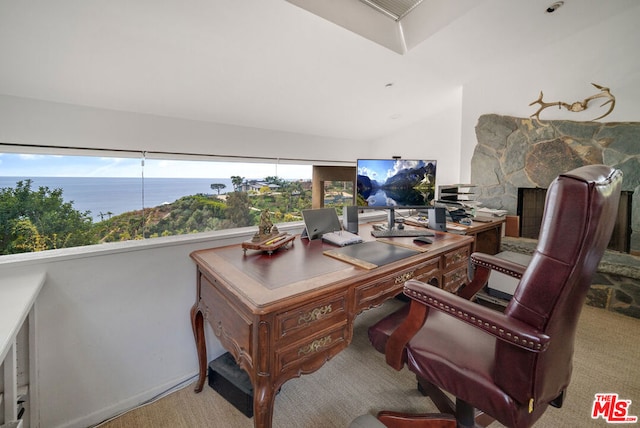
[359, 0, 424, 21]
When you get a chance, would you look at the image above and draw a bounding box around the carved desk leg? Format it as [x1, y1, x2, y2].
[190, 303, 207, 393]
[253, 375, 277, 428]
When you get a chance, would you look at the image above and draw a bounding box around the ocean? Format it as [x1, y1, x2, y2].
[0, 177, 234, 222]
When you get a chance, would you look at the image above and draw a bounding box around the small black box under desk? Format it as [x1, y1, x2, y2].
[208, 352, 254, 418]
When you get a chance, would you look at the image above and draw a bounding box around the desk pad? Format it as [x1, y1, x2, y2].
[324, 240, 419, 269]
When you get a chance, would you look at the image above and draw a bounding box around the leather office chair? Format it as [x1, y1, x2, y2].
[361, 165, 623, 428]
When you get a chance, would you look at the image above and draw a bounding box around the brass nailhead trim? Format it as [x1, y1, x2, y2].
[405, 289, 544, 351]
[471, 257, 524, 279]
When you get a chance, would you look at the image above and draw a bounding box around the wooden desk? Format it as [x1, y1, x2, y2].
[406, 217, 504, 255]
[446, 218, 505, 255]
[190, 225, 473, 428]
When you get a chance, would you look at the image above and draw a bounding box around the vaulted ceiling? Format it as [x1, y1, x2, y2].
[0, 0, 637, 141]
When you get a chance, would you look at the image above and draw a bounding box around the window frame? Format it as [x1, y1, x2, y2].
[1, 143, 357, 257]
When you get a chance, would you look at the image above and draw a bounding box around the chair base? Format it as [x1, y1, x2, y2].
[377, 411, 456, 428]
[416, 377, 495, 428]
[360, 381, 493, 428]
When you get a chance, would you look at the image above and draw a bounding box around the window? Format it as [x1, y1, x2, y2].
[0, 151, 318, 255]
[311, 165, 356, 214]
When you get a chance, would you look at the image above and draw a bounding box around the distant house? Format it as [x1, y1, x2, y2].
[240, 180, 280, 193]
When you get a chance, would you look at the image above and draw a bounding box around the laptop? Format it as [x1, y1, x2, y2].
[301, 207, 343, 240]
[301, 208, 363, 246]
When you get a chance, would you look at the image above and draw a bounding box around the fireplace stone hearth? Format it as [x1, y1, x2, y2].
[470, 114, 640, 319]
[471, 114, 639, 253]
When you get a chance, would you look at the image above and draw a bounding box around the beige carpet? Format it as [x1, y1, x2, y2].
[97, 300, 640, 427]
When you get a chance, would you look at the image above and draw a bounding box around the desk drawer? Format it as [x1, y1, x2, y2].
[200, 275, 253, 356]
[275, 322, 348, 375]
[443, 265, 468, 293]
[444, 246, 469, 270]
[355, 258, 440, 310]
[275, 293, 347, 340]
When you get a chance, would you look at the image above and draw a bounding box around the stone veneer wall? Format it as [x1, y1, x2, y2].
[470, 114, 640, 318]
[470, 114, 640, 253]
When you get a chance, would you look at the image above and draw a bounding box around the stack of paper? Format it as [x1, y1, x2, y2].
[477, 207, 508, 217]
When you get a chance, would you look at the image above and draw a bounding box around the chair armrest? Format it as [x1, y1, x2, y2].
[404, 279, 550, 352]
[471, 252, 527, 279]
[455, 252, 528, 300]
[385, 279, 550, 370]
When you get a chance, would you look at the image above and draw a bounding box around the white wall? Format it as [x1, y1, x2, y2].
[458, 4, 640, 182]
[369, 89, 464, 192]
[0, 95, 359, 165]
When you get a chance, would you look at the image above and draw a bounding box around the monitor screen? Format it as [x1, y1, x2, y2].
[356, 159, 437, 209]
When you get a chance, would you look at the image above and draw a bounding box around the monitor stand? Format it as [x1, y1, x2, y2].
[386, 208, 397, 231]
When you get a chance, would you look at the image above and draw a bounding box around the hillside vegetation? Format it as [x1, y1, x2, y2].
[1, 178, 327, 254]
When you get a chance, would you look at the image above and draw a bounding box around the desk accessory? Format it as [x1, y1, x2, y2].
[427, 207, 447, 231]
[323, 241, 418, 269]
[413, 237, 433, 244]
[404, 215, 429, 228]
[242, 209, 294, 254]
[371, 228, 433, 238]
[343, 205, 359, 233]
[241, 232, 295, 255]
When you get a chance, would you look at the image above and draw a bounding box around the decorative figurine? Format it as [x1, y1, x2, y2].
[243, 210, 293, 255]
[252, 209, 279, 242]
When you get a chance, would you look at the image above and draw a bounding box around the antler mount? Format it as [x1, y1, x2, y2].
[529, 83, 615, 121]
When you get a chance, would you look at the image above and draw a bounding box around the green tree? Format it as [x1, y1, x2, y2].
[230, 176, 244, 192]
[9, 218, 48, 253]
[210, 183, 227, 195]
[264, 176, 285, 188]
[225, 191, 253, 227]
[0, 180, 96, 254]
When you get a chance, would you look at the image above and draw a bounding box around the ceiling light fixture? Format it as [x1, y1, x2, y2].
[546, 1, 564, 13]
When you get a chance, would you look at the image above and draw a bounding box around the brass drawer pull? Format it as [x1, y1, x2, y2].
[395, 270, 415, 284]
[451, 252, 466, 264]
[298, 336, 332, 355]
[298, 304, 332, 324]
[452, 271, 466, 282]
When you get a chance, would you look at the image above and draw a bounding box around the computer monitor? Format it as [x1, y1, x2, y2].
[356, 159, 437, 229]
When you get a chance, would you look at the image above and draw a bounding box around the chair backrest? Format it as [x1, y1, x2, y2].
[494, 165, 623, 407]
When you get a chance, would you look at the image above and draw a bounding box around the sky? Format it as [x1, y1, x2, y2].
[0, 153, 312, 179]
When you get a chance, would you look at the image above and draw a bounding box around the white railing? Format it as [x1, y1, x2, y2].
[0, 272, 46, 428]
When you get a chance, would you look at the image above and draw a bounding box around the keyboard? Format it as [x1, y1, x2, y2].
[371, 229, 435, 238]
